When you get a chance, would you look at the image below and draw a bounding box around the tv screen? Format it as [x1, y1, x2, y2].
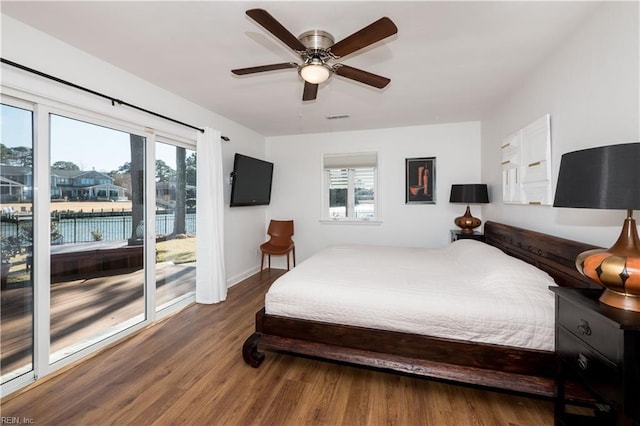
[230, 153, 274, 207]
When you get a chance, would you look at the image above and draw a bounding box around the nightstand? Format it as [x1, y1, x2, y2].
[450, 229, 484, 242]
[550, 287, 640, 425]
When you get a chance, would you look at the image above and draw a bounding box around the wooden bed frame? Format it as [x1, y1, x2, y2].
[242, 221, 600, 400]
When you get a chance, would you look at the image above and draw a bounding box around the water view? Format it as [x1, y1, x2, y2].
[1, 208, 196, 244]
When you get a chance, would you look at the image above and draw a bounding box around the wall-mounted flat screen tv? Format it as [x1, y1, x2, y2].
[230, 153, 274, 207]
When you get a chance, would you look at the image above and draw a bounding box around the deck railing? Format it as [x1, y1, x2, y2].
[1, 209, 196, 244]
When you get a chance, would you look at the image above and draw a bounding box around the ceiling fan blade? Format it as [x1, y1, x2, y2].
[232, 63, 298, 75]
[246, 9, 306, 52]
[330, 17, 398, 58]
[302, 81, 319, 101]
[335, 65, 391, 89]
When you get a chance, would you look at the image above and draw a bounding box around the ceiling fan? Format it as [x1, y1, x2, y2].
[231, 9, 398, 101]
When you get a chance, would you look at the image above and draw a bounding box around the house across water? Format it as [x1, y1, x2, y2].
[0, 166, 128, 202]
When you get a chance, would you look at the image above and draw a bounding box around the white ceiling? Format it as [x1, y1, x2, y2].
[2, 1, 599, 137]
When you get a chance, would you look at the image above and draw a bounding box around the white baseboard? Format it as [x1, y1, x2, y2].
[226, 265, 260, 288]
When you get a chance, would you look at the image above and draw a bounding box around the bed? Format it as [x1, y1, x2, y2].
[242, 221, 600, 400]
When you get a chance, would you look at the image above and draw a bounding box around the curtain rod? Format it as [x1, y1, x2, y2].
[1, 57, 230, 141]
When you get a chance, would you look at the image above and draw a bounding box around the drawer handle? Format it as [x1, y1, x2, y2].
[577, 353, 589, 371]
[577, 319, 592, 336]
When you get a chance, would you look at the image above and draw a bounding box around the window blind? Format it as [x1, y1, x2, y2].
[328, 168, 349, 189]
[323, 152, 377, 169]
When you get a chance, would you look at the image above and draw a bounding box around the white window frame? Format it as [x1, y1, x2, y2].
[321, 152, 381, 225]
[0, 95, 38, 394]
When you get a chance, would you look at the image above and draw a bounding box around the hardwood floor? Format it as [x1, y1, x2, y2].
[1, 269, 553, 425]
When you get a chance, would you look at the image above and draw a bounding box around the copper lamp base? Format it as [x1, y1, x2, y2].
[598, 289, 640, 312]
[454, 205, 481, 235]
[576, 214, 640, 312]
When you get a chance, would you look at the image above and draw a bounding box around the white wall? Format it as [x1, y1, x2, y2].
[221, 131, 269, 285]
[1, 15, 266, 285]
[266, 121, 481, 265]
[481, 2, 640, 248]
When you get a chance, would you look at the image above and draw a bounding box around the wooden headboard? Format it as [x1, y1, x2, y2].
[484, 221, 601, 289]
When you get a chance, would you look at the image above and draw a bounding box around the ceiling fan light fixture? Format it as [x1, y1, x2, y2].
[233, 9, 397, 101]
[300, 59, 331, 84]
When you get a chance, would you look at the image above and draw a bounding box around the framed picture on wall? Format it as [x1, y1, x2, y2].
[405, 157, 436, 204]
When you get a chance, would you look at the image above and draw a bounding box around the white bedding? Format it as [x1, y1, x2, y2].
[265, 240, 558, 351]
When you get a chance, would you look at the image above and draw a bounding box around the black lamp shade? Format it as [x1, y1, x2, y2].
[553, 143, 640, 210]
[449, 184, 489, 204]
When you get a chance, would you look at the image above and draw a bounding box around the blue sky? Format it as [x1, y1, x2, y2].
[2, 104, 182, 172]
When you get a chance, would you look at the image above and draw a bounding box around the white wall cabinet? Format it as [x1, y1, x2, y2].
[501, 114, 552, 205]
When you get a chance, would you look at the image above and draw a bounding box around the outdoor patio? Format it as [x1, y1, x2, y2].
[1, 261, 195, 378]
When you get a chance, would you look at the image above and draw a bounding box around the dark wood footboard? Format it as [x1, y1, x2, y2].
[244, 308, 559, 397]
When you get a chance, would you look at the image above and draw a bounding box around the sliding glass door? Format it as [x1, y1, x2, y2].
[48, 114, 146, 362]
[155, 141, 196, 310]
[0, 100, 35, 384]
[1, 90, 198, 396]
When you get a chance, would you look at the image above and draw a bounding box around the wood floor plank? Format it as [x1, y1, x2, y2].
[1, 268, 554, 425]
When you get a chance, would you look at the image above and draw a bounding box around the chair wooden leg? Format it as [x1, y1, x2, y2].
[260, 249, 297, 274]
[260, 251, 264, 277]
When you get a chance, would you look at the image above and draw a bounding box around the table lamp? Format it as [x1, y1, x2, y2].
[553, 142, 640, 312]
[449, 184, 489, 234]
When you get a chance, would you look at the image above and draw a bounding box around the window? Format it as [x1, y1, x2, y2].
[1, 100, 35, 385]
[323, 153, 377, 221]
[49, 113, 147, 363]
[154, 140, 196, 311]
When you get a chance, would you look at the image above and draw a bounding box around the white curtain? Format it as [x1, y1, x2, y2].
[196, 127, 227, 303]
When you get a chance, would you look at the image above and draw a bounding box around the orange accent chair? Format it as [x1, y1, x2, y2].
[260, 220, 295, 276]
